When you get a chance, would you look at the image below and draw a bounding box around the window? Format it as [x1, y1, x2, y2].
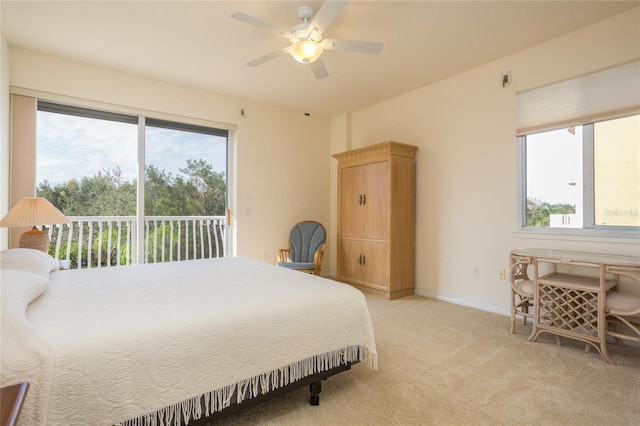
[523, 126, 583, 228]
[519, 114, 639, 231]
[145, 118, 228, 217]
[36, 101, 229, 267]
[37, 102, 138, 217]
[593, 115, 640, 227]
[516, 61, 639, 235]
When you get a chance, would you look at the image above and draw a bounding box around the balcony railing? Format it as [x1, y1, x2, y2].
[47, 215, 226, 269]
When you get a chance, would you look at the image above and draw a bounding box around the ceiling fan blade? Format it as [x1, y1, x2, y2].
[246, 48, 288, 67]
[231, 12, 293, 40]
[306, 0, 348, 37]
[310, 59, 329, 80]
[323, 38, 383, 55]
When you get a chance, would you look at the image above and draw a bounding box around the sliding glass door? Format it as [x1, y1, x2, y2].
[36, 101, 229, 268]
[144, 118, 228, 263]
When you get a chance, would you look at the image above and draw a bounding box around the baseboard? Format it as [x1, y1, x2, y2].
[325, 275, 512, 317]
[413, 287, 640, 348]
[413, 287, 511, 317]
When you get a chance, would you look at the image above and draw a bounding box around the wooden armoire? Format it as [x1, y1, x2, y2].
[332, 141, 417, 299]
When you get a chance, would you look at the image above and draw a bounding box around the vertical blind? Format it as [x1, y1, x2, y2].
[516, 60, 640, 135]
[9, 94, 37, 248]
[10, 94, 37, 202]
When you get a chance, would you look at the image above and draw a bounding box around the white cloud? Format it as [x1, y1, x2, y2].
[37, 112, 226, 186]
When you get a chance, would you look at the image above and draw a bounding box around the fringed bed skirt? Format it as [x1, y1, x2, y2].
[116, 344, 375, 426]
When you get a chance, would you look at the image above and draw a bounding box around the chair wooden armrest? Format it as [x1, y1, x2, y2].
[277, 248, 290, 262]
[312, 243, 326, 274]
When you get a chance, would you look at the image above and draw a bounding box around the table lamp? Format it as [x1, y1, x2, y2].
[0, 197, 70, 252]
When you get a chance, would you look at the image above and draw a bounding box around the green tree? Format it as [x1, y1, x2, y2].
[527, 198, 575, 227]
[144, 161, 226, 216]
[39, 161, 226, 217]
[145, 165, 187, 215]
[180, 159, 226, 216]
[38, 160, 226, 267]
[37, 167, 136, 216]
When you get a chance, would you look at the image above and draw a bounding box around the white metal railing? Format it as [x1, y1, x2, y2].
[47, 215, 226, 269]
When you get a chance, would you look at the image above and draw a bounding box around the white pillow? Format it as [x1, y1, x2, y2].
[0, 248, 58, 279]
[1, 271, 55, 425]
[0, 269, 50, 304]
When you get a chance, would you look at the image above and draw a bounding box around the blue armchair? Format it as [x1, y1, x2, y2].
[276, 221, 326, 275]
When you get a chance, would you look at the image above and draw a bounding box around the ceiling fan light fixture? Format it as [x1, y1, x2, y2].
[232, 1, 382, 79]
[289, 39, 323, 63]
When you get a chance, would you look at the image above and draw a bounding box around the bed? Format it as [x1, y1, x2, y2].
[0, 248, 377, 425]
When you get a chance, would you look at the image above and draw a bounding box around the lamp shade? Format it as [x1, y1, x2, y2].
[0, 197, 70, 228]
[289, 40, 323, 64]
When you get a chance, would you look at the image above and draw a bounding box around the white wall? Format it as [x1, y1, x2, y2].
[5, 48, 331, 267]
[330, 8, 640, 313]
[3, 8, 639, 314]
[0, 35, 10, 250]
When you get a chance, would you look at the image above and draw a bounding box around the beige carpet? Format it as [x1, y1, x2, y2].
[216, 294, 640, 425]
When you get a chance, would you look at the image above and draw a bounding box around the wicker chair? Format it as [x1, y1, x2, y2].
[509, 254, 534, 334]
[276, 221, 326, 276]
[606, 266, 640, 345]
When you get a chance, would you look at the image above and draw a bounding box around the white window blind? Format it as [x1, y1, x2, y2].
[10, 94, 37, 203]
[516, 60, 640, 135]
[9, 94, 37, 249]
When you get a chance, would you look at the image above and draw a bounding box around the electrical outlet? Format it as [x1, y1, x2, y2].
[263, 252, 269, 261]
[472, 266, 480, 277]
[498, 268, 506, 280]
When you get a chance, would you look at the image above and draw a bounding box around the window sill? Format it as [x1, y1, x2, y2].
[514, 228, 640, 246]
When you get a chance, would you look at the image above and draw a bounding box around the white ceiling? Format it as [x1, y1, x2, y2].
[1, 1, 638, 116]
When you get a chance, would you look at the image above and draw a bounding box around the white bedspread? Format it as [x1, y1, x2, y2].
[23, 257, 377, 425]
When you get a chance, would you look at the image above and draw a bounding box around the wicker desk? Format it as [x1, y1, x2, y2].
[510, 249, 640, 363]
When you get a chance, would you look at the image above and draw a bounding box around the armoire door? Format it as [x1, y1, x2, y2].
[339, 161, 389, 240]
[339, 239, 389, 287]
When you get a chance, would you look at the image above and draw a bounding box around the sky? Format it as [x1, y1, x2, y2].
[525, 126, 583, 206]
[36, 111, 227, 186]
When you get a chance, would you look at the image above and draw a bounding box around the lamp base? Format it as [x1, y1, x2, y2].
[19, 228, 50, 253]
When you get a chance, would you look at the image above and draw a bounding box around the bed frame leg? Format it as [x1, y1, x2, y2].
[309, 380, 321, 405]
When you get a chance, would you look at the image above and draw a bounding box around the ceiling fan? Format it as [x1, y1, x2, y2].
[231, 0, 383, 80]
